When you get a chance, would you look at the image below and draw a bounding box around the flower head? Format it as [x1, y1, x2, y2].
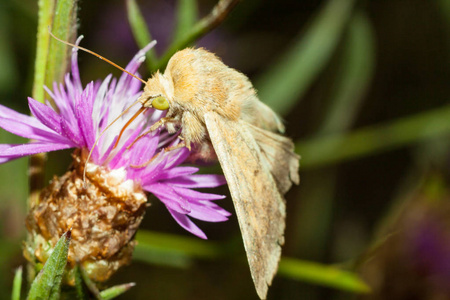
[0, 38, 230, 280]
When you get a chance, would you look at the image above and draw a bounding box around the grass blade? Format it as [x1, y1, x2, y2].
[126, 0, 158, 71]
[278, 257, 370, 293]
[173, 0, 198, 43]
[27, 230, 71, 300]
[156, 0, 240, 69]
[135, 231, 369, 293]
[11, 266, 22, 300]
[298, 104, 450, 169]
[255, 0, 356, 115]
[134, 230, 226, 268]
[74, 265, 89, 300]
[318, 11, 375, 134]
[100, 283, 136, 300]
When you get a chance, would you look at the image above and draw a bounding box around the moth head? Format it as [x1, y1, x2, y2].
[139, 72, 173, 111]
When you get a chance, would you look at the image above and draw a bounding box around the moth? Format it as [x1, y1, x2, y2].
[51, 33, 299, 299]
[135, 49, 300, 299]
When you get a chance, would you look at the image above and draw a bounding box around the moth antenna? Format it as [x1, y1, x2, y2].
[48, 29, 147, 85]
[113, 106, 147, 149]
[47, 30, 149, 184]
[82, 98, 142, 183]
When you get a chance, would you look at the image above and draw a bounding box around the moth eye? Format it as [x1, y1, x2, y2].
[151, 96, 169, 110]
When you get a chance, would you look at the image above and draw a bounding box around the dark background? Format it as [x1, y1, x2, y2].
[0, 0, 449, 299]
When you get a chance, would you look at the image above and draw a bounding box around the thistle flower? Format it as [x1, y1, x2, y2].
[0, 38, 230, 281]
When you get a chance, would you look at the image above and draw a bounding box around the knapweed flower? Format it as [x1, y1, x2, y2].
[0, 38, 230, 281]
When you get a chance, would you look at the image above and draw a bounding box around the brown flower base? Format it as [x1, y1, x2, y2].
[25, 150, 148, 283]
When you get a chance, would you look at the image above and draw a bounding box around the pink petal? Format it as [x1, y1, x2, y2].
[156, 166, 199, 181]
[147, 183, 191, 214]
[0, 104, 44, 128]
[28, 97, 63, 135]
[0, 118, 72, 144]
[129, 133, 159, 167]
[172, 186, 226, 201]
[188, 201, 231, 222]
[170, 174, 227, 188]
[0, 142, 73, 157]
[168, 208, 207, 239]
[75, 83, 95, 148]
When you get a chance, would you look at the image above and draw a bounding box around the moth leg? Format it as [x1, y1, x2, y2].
[149, 117, 178, 132]
[165, 122, 178, 134]
[181, 111, 206, 151]
[130, 141, 187, 168]
[130, 153, 160, 169]
[127, 117, 179, 149]
[164, 141, 187, 152]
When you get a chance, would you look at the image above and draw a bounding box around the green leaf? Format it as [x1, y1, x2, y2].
[173, 0, 198, 43]
[78, 265, 102, 300]
[297, 104, 450, 169]
[255, 0, 356, 115]
[291, 12, 376, 258]
[73, 264, 134, 300]
[318, 11, 375, 134]
[27, 230, 71, 300]
[135, 231, 369, 293]
[134, 230, 226, 268]
[126, 0, 158, 71]
[73, 265, 88, 300]
[99, 283, 136, 300]
[133, 241, 192, 268]
[278, 257, 370, 293]
[11, 266, 22, 300]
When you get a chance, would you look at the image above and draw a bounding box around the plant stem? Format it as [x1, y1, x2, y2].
[126, 0, 158, 71]
[297, 104, 450, 169]
[28, 0, 78, 288]
[156, 0, 240, 69]
[32, 0, 55, 104]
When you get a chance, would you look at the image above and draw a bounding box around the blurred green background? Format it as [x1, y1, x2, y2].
[1, 0, 450, 299]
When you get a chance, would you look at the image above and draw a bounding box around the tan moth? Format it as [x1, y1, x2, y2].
[51, 33, 300, 299]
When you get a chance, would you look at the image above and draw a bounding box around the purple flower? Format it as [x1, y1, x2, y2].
[0, 37, 230, 239]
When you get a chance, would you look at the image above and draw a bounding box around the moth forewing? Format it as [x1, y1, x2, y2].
[204, 112, 286, 299]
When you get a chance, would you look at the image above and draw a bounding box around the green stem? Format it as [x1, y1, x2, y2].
[126, 0, 158, 71]
[28, 0, 56, 228]
[134, 230, 369, 293]
[297, 104, 450, 169]
[11, 267, 22, 300]
[291, 10, 375, 259]
[255, 0, 356, 115]
[278, 258, 370, 293]
[28, 0, 78, 292]
[45, 0, 78, 89]
[173, 0, 198, 44]
[156, 0, 240, 70]
[32, 0, 55, 103]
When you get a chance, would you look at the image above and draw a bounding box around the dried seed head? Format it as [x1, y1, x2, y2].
[25, 149, 147, 283]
